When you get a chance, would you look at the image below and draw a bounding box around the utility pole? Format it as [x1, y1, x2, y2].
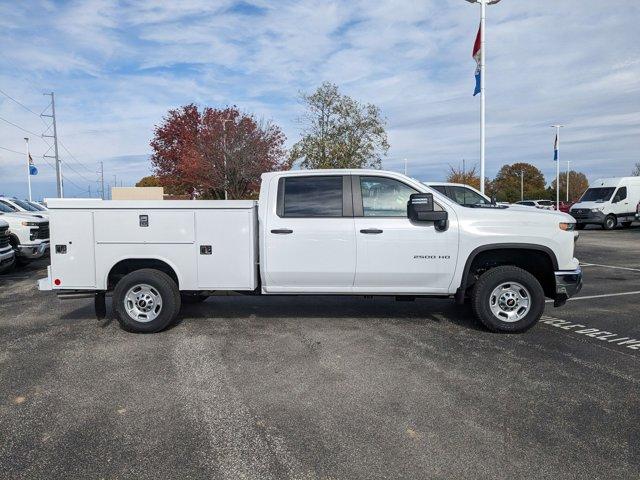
[551, 124, 564, 210]
[98, 161, 105, 200]
[24, 137, 32, 201]
[42, 92, 63, 198]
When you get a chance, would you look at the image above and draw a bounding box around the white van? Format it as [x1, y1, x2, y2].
[569, 177, 640, 230]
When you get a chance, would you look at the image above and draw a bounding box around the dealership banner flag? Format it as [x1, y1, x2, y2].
[28, 153, 38, 175]
[553, 133, 558, 161]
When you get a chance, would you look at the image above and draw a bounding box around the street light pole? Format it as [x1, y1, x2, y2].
[520, 169, 524, 202]
[566, 160, 571, 202]
[221, 118, 232, 200]
[466, 0, 501, 195]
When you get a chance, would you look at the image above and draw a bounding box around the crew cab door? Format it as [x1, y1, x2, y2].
[352, 175, 458, 294]
[264, 175, 356, 292]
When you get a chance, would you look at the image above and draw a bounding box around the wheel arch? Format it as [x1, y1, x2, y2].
[457, 244, 558, 301]
[105, 257, 181, 290]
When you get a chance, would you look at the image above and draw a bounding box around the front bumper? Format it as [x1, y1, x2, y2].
[570, 209, 605, 224]
[18, 241, 49, 259]
[553, 267, 583, 307]
[0, 248, 15, 272]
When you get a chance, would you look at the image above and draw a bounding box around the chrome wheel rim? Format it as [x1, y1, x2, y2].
[489, 282, 531, 323]
[124, 284, 163, 322]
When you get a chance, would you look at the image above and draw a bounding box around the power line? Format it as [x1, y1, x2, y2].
[0, 145, 24, 155]
[58, 138, 93, 173]
[0, 88, 42, 117]
[0, 115, 42, 137]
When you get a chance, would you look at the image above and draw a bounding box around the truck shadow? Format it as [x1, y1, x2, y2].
[59, 295, 484, 332]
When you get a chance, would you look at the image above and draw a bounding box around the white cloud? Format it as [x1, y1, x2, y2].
[0, 0, 639, 199]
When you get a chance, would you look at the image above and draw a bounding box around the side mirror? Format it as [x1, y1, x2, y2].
[407, 193, 448, 230]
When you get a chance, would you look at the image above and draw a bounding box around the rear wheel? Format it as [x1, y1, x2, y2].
[113, 269, 181, 333]
[471, 266, 545, 333]
[603, 215, 617, 230]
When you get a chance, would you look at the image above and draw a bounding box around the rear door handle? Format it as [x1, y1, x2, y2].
[271, 229, 293, 234]
[360, 228, 383, 234]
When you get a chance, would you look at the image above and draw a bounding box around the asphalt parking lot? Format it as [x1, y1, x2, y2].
[1, 226, 639, 479]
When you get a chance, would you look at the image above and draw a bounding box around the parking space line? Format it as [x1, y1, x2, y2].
[580, 263, 640, 273]
[545, 290, 640, 303]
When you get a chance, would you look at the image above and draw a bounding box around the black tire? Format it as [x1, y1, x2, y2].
[603, 215, 617, 230]
[113, 269, 181, 333]
[621, 221, 632, 228]
[471, 266, 545, 333]
[575, 223, 586, 231]
[181, 292, 209, 304]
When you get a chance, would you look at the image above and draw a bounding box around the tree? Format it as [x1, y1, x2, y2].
[491, 163, 547, 203]
[150, 105, 288, 199]
[135, 175, 161, 187]
[632, 162, 640, 176]
[549, 170, 589, 203]
[446, 164, 480, 190]
[290, 82, 389, 169]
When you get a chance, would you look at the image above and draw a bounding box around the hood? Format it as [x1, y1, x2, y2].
[0, 211, 48, 223]
[570, 201, 606, 211]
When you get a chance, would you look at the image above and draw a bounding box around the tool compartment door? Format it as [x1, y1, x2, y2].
[50, 210, 96, 288]
[195, 209, 257, 290]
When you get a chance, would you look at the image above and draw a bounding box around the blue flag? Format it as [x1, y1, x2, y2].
[28, 153, 38, 175]
[553, 134, 558, 161]
[472, 23, 481, 96]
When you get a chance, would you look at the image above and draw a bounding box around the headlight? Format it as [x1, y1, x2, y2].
[21, 221, 40, 226]
[559, 222, 576, 231]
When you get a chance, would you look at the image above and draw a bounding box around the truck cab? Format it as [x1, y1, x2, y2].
[39, 170, 581, 334]
[570, 177, 640, 229]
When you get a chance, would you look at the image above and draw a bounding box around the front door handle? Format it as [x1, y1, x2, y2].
[360, 228, 383, 234]
[271, 229, 293, 234]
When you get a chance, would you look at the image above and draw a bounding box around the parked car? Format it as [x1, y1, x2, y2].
[636, 201, 640, 221]
[0, 202, 50, 265]
[558, 201, 574, 213]
[570, 177, 640, 230]
[40, 169, 581, 334]
[515, 200, 555, 210]
[0, 197, 49, 218]
[0, 219, 16, 273]
[424, 182, 492, 207]
[26, 200, 49, 213]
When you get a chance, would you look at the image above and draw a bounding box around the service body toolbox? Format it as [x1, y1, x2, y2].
[40, 199, 258, 292]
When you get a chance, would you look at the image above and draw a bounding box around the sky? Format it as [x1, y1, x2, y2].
[0, 0, 639, 199]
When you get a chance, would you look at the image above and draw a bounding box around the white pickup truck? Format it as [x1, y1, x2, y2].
[39, 169, 582, 333]
[0, 219, 16, 272]
[0, 203, 50, 265]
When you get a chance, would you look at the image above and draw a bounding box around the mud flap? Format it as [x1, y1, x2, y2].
[95, 292, 106, 320]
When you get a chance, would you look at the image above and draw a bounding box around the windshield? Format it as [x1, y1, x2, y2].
[580, 187, 615, 202]
[28, 201, 46, 211]
[11, 199, 39, 211]
[0, 201, 18, 213]
[448, 186, 490, 206]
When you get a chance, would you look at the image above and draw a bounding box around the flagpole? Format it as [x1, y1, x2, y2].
[566, 160, 570, 202]
[24, 137, 32, 202]
[479, 0, 486, 194]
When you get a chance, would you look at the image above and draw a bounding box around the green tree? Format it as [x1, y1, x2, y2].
[290, 82, 389, 169]
[492, 163, 547, 203]
[549, 170, 589, 202]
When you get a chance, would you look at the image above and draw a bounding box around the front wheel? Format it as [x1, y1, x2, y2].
[471, 266, 545, 333]
[113, 269, 181, 333]
[603, 215, 617, 230]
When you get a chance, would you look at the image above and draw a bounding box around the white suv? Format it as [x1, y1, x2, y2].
[516, 200, 555, 210]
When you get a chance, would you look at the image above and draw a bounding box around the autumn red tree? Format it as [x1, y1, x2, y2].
[150, 105, 289, 199]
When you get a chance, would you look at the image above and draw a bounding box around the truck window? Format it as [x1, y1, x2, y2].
[282, 176, 343, 217]
[448, 186, 489, 206]
[613, 187, 627, 202]
[0, 200, 17, 212]
[360, 176, 417, 217]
